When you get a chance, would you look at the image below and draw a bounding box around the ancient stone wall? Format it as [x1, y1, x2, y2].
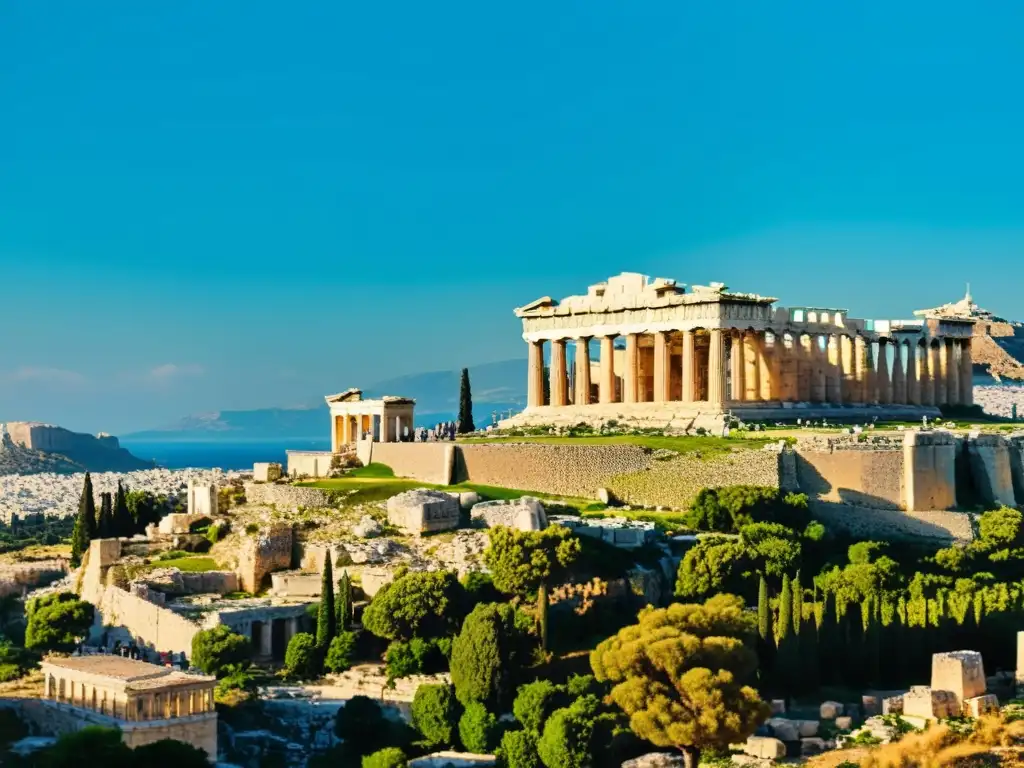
[285, 451, 335, 478]
[243, 482, 332, 508]
[94, 585, 202, 655]
[966, 434, 1018, 507]
[236, 524, 294, 593]
[794, 440, 904, 509]
[366, 442, 454, 485]
[903, 431, 958, 512]
[0, 560, 67, 598]
[808, 501, 973, 543]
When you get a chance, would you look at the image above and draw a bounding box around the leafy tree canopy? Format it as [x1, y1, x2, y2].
[499, 729, 541, 768]
[451, 602, 533, 708]
[484, 527, 581, 598]
[285, 632, 321, 679]
[324, 632, 356, 674]
[513, 679, 566, 735]
[590, 594, 768, 768]
[362, 569, 465, 642]
[460, 700, 499, 753]
[191, 626, 251, 678]
[675, 537, 751, 601]
[362, 747, 406, 768]
[25, 593, 94, 653]
[411, 683, 461, 749]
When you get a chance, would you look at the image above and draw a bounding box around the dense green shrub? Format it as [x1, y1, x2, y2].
[362, 570, 465, 641]
[410, 683, 461, 749]
[24, 593, 94, 653]
[335, 695, 389, 756]
[324, 631, 356, 674]
[459, 700, 500, 753]
[513, 679, 565, 735]
[362, 747, 406, 768]
[498, 729, 541, 768]
[133, 739, 212, 767]
[450, 602, 532, 708]
[191, 626, 251, 677]
[284, 632, 321, 679]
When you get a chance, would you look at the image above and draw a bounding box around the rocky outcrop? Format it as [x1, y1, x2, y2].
[237, 524, 294, 593]
[0, 422, 153, 474]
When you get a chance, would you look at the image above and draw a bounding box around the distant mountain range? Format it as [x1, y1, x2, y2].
[124, 359, 527, 442]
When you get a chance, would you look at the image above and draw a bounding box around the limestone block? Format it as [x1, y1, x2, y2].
[834, 716, 852, 731]
[387, 490, 460, 536]
[769, 699, 786, 715]
[597, 487, 612, 505]
[457, 491, 481, 508]
[882, 695, 904, 715]
[966, 434, 1016, 507]
[187, 480, 218, 518]
[819, 701, 844, 720]
[931, 650, 987, 705]
[902, 686, 960, 720]
[470, 497, 547, 531]
[902, 430, 957, 511]
[744, 736, 786, 760]
[352, 516, 383, 538]
[800, 738, 827, 756]
[253, 462, 283, 482]
[965, 694, 999, 717]
[862, 695, 881, 716]
[766, 718, 799, 742]
[797, 720, 819, 738]
[236, 523, 294, 593]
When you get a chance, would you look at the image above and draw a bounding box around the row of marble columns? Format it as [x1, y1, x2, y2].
[43, 673, 215, 721]
[526, 330, 974, 409]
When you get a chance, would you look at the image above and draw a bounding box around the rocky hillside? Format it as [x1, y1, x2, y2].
[0, 423, 154, 475]
[976, 328, 1024, 381]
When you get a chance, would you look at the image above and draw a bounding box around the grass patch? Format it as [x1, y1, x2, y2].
[459, 433, 769, 457]
[143, 556, 219, 573]
[348, 463, 396, 478]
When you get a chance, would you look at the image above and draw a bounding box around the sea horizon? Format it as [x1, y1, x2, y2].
[120, 439, 330, 471]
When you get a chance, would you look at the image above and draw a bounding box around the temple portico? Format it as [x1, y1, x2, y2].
[506, 273, 975, 431]
[326, 388, 416, 450]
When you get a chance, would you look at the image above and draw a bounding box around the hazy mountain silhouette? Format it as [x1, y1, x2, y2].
[125, 359, 526, 441]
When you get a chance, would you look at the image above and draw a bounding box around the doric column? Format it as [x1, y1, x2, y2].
[550, 339, 568, 407]
[599, 335, 616, 404]
[854, 335, 869, 404]
[575, 338, 592, 405]
[827, 335, 843, 404]
[892, 340, 906, 404]
[652, 332, 669, 402]
[928, 341, 941, 406]
[960, 339, 974, 406]
[945, 338, 960, 407]
[729, 331, 743, 401]
[907, 343, 921, 405]
[624, 333, 639, 403]
[527, 340, 545, 408]
[810, 336, 825, 403]
[797, 335, 812, 402]
[876, 339, 892, 404]
[743, 331, 760, 401]
[708, 328, 726, 406]
[917, 342, 932, 406]
[759, 333, 780, 401]
[259, 621, 273, 657]
[682, 330, 696, 402]
[936, 338, 949, 406]
[839, 335, 855, 402]
[778, 335, 798, 402]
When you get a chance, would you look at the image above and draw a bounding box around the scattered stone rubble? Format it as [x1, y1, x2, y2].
[470, 496, 547, 531]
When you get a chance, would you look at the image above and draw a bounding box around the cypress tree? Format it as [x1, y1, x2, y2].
[817, 591, 837, 686]
[458, 368, 475, 433]
[336, 570, 352, 631]
[79, 472, 97, 540]
[801, 612, 820, 694]
[538, 583, 549, 652]
[777, 575, 792, 646]
[113, 481, 131, 537]
[758, 575, 771, 643]
[775, 574, 796, 697]
[316, 555, 336, 648]
[792, 571, 803, 637]
[97, 492, 114, 539]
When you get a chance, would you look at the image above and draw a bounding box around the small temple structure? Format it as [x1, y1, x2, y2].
[326, 388, 416, 450]
[37, 655, 217, 755]
[502, 272, 976, 431]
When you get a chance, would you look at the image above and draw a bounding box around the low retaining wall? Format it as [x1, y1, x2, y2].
[366, 442, 455, 485]
[809, 501, 974, 544]
[794, 439, 905, 509]
[243, 483, 332, 508]
[286, 451, 334, 478]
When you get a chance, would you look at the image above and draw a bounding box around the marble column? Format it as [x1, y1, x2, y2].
[622, 333, 639, 403]
[854, 335, 869, 404]
[892, 340, 906, 404]
[729, 331, 744, 401]
[907, 342, 921, 405]
[960, 339, 974, 406]
[918, 342, 933, 406]
[260, 621, 273, 658]
[527, 340, 545, 408]
[708, 328, 726, 406]
[811, 336, 827, 403]
[827, 336, 843, 404]
[599, 335, 616, 404]
[778, 335, 798, 402]
[761, 333, 780, 401]
[550, 339, 568, 407]
[946, 338, 960, 407]
[928, 341, 942, 406]
[876, 339, 892, 405]
[652, 332, 669, 402]
[743, 331, 760, 401]
[798, 335, 813, 402]
[936, 338, 949, 406]
[682, 330, 696, 402]
[839, 335, 855, 403]
[575, 338, 592, 405]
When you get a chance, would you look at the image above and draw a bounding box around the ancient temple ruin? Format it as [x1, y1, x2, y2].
[503, 272, 976, 430]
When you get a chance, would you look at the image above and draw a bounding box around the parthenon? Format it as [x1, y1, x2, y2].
[502, 272, 974, 430]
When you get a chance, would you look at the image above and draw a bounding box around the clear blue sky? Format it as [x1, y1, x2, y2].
[2, 1, 1023, 434]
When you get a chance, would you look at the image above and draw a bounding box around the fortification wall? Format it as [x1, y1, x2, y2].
[794, 439, 904, 509]
[243, 482, 332, 509]
[809, 501, 973, 544]
[94, 585, 202, 655]
[367, 443, 454, 485]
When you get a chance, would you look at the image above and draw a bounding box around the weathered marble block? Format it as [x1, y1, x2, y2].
[902, 686, 960, 720]
[931, 650, 987, 705]
[965, 694, 999, 717]
[387, 490, 460, 536]
[470, 497, 547, 531]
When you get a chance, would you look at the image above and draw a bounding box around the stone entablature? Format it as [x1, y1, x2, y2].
[39, 655, 217, 756]
[326, 388, 415, 450]
[510, 272, 977, 424]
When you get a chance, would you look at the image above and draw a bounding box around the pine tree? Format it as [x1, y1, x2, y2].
[317, 555, 336, 648]
[97, 492, 114, 539]
[336, 570, 352, 631]
[79, 473, 97, 540]
[458, 368, 475, 434]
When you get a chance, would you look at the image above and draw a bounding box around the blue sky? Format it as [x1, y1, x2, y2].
[2, 1, 1023, 434]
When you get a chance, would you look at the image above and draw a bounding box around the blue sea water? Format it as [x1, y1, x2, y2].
[120, 440, 330, 470]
